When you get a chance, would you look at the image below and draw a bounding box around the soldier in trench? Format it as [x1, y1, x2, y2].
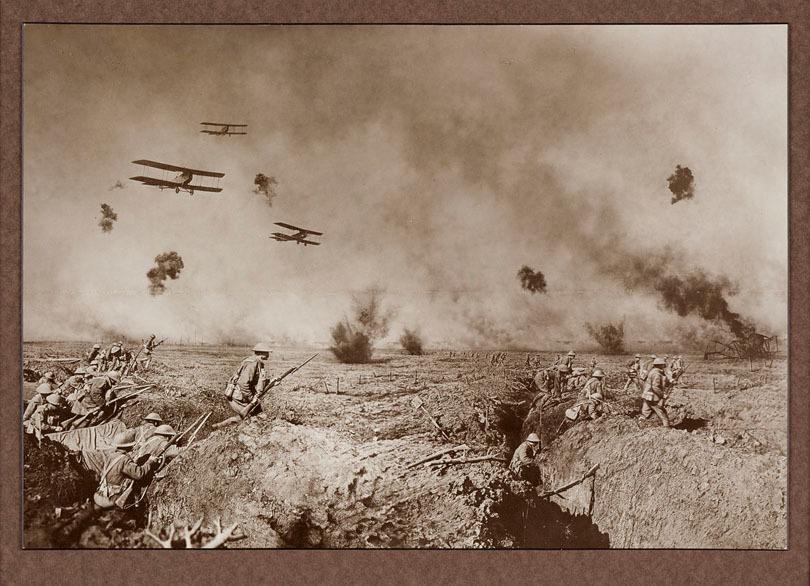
[509, 433, 541, 484]
[213, 342, 273, 428]
[638, 357, 670, 427]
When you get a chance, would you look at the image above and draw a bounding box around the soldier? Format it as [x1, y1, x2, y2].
[581, 370, 606, 420]
[560, 350, 576, 371]
[133, 412, 163, 445]
[509, 433, 541, 483]
[23, 374, 57, 421]
[86, 343, 102, 364]
[213, 342, 272, 428]
[88, 370, 120, 407]
[551, 354, 561, 367]
[25, 394, 69, 438]
[623, 354, 643, 391]
[135, 424, 180, 462]
[639, 357, 670, 427]
[139, 334, 157, 370]
[93, 430, 159, 510]
[551, 363, 570, 398]
[57, 366, 87, 397]
[672, 355, 685, 377]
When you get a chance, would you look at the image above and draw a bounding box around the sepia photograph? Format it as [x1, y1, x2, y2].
[21, 24, 788, 549]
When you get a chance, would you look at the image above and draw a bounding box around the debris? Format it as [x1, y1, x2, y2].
[539, 464, 600, 499]
[407, 445, 470, 469]
[410, 396, 451, 442]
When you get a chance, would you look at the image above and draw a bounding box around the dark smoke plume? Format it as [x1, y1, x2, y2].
[616, 252, 756, 340]
[585, 321, 625, 355]
[108, 180, 125, 191]
[98, 203, 118, 233]
[666, 165, 695, 204]
[146, 251, 184, 296]
[517, 265, 547, 294]
[330, 288, 395, 363]
[399, 328, 424, 355]
[253, 173, 278, 206]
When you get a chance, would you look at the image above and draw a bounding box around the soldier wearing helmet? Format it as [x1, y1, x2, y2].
[88, 370, 120, 407]
[25, 393, 69, 439]
[133, 412, 163, 445]
[93, 430, 159, 510]
[551, 363, 570, 398]
[215, 342, 274, 428]
[135, 424, 180, 463]
[509, 433, 541, 483]
[639, 357, 670, 427]
[582, 370, 606, 420]
[23, 377, 57, 421]
[623, 354, 643, 391]
[559, 350, 577, 371]
[86, 343, 102, 363]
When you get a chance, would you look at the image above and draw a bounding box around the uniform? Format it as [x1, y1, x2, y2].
[88, 375, 117, 407]
[227, 355, 267, 414]
[93, 430, 156, 509]
[640, 365, 670, 427]
[581, 375, 605, 420]
[509, 436, 541, 482]
[23, 382, 55, 421]
[551, 366, 569, 398]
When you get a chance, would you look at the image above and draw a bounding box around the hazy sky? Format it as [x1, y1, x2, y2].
[23, 25, 787, 348]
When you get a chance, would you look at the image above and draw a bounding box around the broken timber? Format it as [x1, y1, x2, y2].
[538, 463, 600, 499]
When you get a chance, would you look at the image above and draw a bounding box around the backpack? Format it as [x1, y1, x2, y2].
[224, 356, 259, 400]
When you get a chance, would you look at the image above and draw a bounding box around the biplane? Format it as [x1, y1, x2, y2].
[270, 222, 323, 246]
[129, 160, 225, 196]
[200, 122, 248, 136]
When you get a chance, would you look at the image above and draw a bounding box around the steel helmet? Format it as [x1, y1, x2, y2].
[144, 412, 163, 423]
[253, 342, 272, 354]
[74, 366, 87, 375]
[592, 370, 604, 378]
[567, 350, 576, 357]
[107, 370, 121, 381]
[43, 371, 55, 380]
[90, 359, 99, 365]
[154, 424, 176, 437]
[110, 346, 121, 354]
[652, 357, 667, 367]
[526, 433, 540, 443]
[634, 354, 641, 359]
[85, 366, 97, 375]
[46, 394, 65, 406]
[112, 430, 137, 449]
[36, 383, 55, 395]
[93, 343, 101, 349]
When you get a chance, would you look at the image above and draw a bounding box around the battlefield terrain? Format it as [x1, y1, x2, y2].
[23, 341, 787, 549]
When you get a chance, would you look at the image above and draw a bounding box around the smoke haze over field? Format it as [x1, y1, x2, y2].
[23, 26, 787, 349]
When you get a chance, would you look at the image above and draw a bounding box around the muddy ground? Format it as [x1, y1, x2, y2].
[22, 342, 787, 548]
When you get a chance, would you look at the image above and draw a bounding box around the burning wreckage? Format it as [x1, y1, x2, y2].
[703, 332, 779, 361]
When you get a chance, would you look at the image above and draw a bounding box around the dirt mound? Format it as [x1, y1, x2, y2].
[537, 416, 786, 548]
[23, 435, 97, 547]
[148, 418, 526, 548]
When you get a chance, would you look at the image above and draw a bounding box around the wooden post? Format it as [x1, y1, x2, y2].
[336, 378, 340, 394]
[712, 377, 716, 393]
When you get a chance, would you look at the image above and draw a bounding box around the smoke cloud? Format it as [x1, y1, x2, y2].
[108, 180, 125, 191]
[517, 266, 547, 294]
[667, 165, 695, 204]
[146, 252, 184, 296]
[253, 173, 278, 206]
[98, 203, 117, 233]
[330, 288, 395, 362]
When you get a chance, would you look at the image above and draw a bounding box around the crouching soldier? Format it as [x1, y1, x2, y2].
[551, 364, 570, 398]
[23, 373, 57, 421]
[639, 357, 670, 428]
[93, 430, 159, 510]
[88, 370, 121, 407]
[509, 433, 541, 484]
[25, 394, 69, 440]
[135, 424, 180, 464]
[213, 342, 272, 429]
[133, 412, 163, 445]
[581, 369, 607, 420]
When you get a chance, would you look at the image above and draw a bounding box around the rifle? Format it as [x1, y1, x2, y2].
[153, 338, 167, 349]
[63, 385, 152, 430]
[245, 354, 318, 417]
[153, 411, 210, 460]
[663, 363, 691, 406]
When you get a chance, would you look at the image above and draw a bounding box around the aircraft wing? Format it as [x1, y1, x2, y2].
[274, 222, 323, 235]
[132, 160, 225, 178]
[270, 233, 295, 241]
[225, 132, 247, 135]
[130, 176, 183, 188]
[129, 176, 222, 193]
[200, 122, 248, 127]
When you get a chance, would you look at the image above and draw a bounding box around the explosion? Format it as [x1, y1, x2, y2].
[98, 203, 118, 233]
[666, 165, 695, 205]
[253, 173, 278, 206]
[108, 180, 125, 191]
[399, 328, 424, 355]
[517, 265, 547, 294]
[146, 252, 185, 296]
[585, 321, 625, 355]
[329, 289, 395, 363]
